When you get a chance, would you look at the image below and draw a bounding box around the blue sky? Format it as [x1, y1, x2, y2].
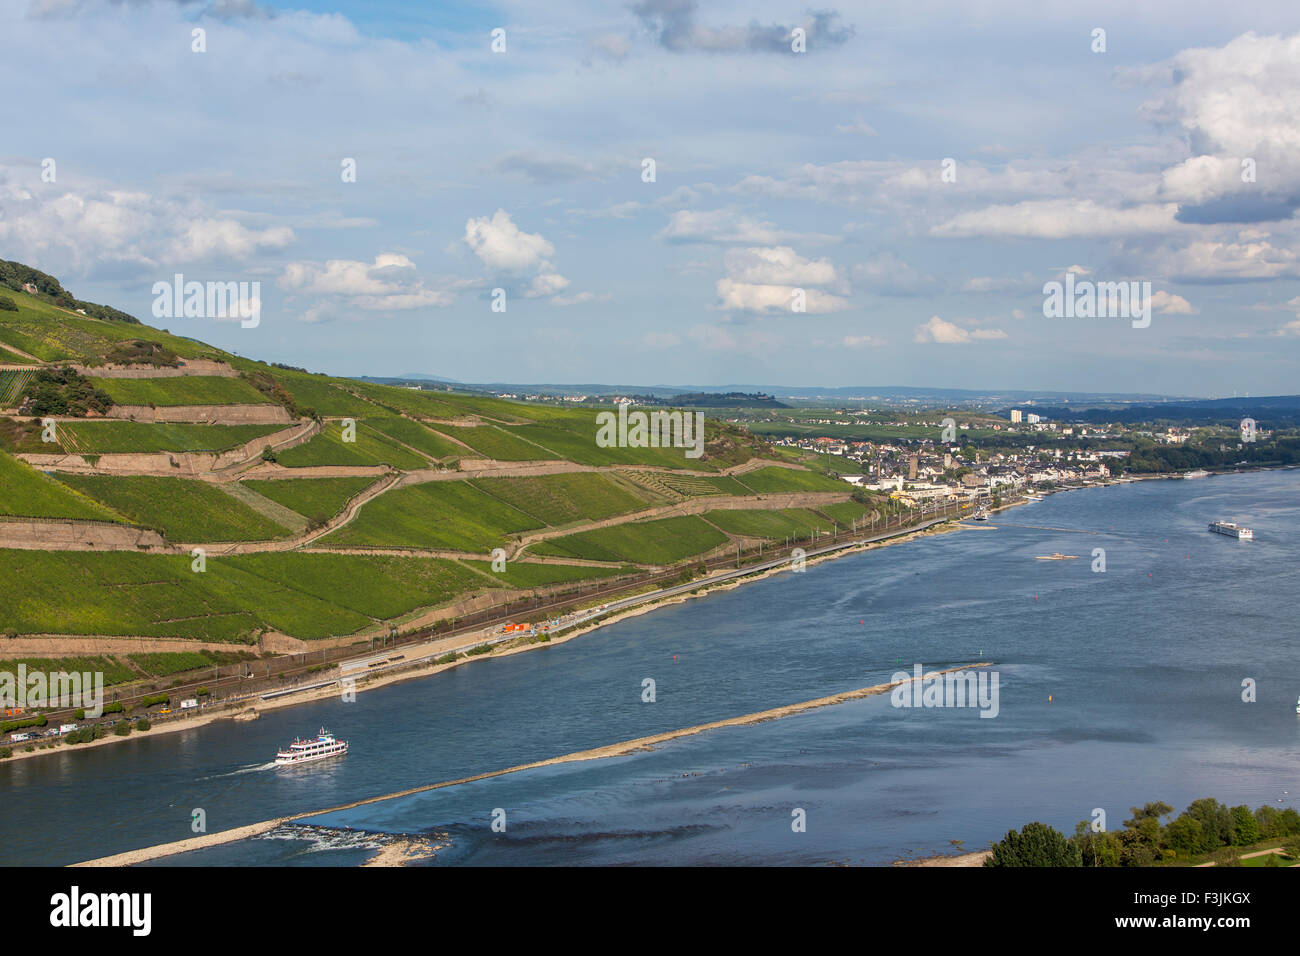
[2, 0, 1299, 395]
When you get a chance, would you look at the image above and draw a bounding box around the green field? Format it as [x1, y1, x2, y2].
[0, 453, 127, 521]
[445, 424, 557, 460]
[702, 508, 836, 540]
[0, 289, 225, 364]
[736, 466, 849, 493]
[276, 420, 428, 469]
[0, 655, 137, 687]
[90, 376, 271, 407]
[56, 474, 292, 541]
[0, 369, 36, 405]
[816, 500, 874, 526]
[272, 371, 386, 417]
[365, 416, 466, 460]
[325, 480, 545, 551]
[521, 422, 715, 469]
[242, 476, 376, 524]
[530, 514, 728, 564]
[0, 549, 516, 642]
[470, 473, 649, 525]
[127, 649, 255, 678]
[461, 559, 630, 588]
[345, 381, 466, 419]
[56, 421, 282, 454]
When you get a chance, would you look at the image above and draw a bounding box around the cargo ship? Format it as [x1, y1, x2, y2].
[275, 728, 348, 766]
[1208, 521, 1253, 540]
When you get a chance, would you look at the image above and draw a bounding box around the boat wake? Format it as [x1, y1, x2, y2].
[198, 761, 278, 780]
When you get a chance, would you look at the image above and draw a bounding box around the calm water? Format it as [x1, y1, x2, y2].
[3, 470, 1298, 866]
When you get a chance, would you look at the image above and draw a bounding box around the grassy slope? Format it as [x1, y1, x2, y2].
[470, 472, 650, 525]
[0, 452, 127, 521]
[242, 476, 377, 524]
[365, 415, 466, 460]
[57, 422, 282, 454]
[324, 480, 545, 551]
[276, 420, 428, 469]
[90, 376, 271, 406]
[0, 288, 229, 364]
[56, 474, 291, 541]
[530, 515, 729, 564]
[0, 550, 511, 642]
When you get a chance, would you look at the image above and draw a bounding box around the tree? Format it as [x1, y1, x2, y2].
[1183, 798, 1232, 853]
[1230, 805, 1259, 846]
[1073, 821, 1121, 867]
[1164, 815, 1204, 855]
[984, 822, 1082, 867]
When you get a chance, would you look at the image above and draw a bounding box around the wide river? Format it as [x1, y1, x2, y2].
[4, 470, 1298, 866]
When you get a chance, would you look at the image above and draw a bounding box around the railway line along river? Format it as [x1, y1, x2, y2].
[3, 469, 1298, 866]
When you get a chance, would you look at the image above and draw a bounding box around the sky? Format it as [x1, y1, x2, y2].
[1, 0, 1299, 396]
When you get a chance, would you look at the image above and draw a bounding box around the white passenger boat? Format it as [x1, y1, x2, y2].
[275, 728, 348, 766]
[1208, 521, 1253, 540]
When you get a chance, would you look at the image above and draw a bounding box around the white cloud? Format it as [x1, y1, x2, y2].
[842, 334, 884, 348]
[723, 246, 839, 287]
[278, 253, 455, 316]
[913, 315, 1006, 344]
[464, 209, 556, 272]
[1151, 290, 1197, 314]
[658, 208, 813, 245]
[715, 278, 848, 314]
[932, 200, 1179, 239]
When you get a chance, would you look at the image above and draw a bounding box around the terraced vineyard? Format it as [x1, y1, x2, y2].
[242, 476, 377, 525]
[276, 420, 428, 469]
[0, 453, 127, 521]
[470, 473, 650, 525]
[90, 375, 272, 406]
[0, 368, 35, 405]
[0, 549, 611, 642]
[324, 480, 545, 551]
[56, 474, 293, 541]
[0, 266, 869, 671]
[702, 508, 839, 540]
[365, 415, 467, 461]
[445, 424, 557, 461]
[530, 514, 730, 565]
[56, 422, 283, 454]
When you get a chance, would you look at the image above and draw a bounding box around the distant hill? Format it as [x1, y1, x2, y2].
[0, 259, 141, 325]
[1022, 396, 1300, 428]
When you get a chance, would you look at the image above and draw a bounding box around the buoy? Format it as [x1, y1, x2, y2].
[1048, 695, 1052, 702]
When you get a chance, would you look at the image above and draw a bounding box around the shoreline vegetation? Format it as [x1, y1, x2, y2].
[72, 662, 992, 867]
[5, 491, 1009, 767]
[980, 800, 1300, 868]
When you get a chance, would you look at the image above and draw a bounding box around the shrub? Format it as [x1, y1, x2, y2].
[140, 694, 169, 708]
[0, 747, 10, 759]
[196, 686, 210, 697]
[136, 717, 151, 731]
[0, 296, 17, 311]
[113, 720, 130, 736]
[984, 822, 1082, 867]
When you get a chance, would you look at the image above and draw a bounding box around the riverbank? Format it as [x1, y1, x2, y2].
[4, 498, 1020, 766]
